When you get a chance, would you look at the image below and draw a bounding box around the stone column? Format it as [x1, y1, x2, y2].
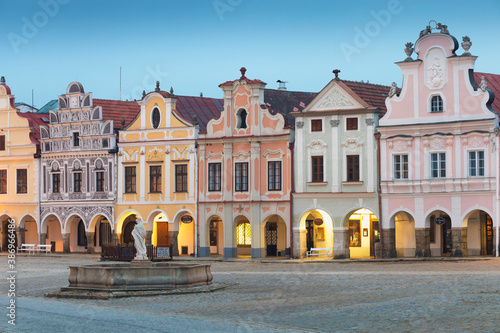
[86, 232, 95, 254]
[16, 228, 25, 246]
[169, 231, 179, 256]
[62, 233, 71, 253]
[451, 227, 467, 257]
[332, 229, 350, 259]
[145, 230, 152, 247]
[292, 228, 303, 259]
[382, 228, 396, 258]
[415, 228, 431, 257]
[40, 233, 47, 246]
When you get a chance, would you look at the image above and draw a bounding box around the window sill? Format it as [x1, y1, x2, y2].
[342, 181, 363, 185]
[307, 182, 327, 186]
[174, 191, 188, 193]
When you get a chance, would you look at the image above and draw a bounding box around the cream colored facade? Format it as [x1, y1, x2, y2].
[115, 88, 197, 256]
[0, 78, 40, 249]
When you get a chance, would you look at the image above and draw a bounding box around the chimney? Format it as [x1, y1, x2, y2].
[277, 80, 287, 90]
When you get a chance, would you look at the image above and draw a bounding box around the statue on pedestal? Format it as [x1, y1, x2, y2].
[132, 218, 148, 260]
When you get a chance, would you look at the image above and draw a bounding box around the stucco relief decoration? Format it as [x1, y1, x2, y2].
[468, 136, 483, 148]
[74, 160, 81, 170]
[309, 140, 327, 155]
[425, 48, 447, 90]
[330, 119, 339, 127]
[92, 124, 99, 135]
[62, 141, 69, 151]
[71, 111, 79, 121]
[41, 206, 113, 227]
[205, 151, 223, 159]
[317, 89, 354, 109]
[392, 140, 410, 152]
[95, 159, 103, 169]
[296, 121, 304, 128]
[124, 149, 138, 162]
[263, 149, 284, 158]
[82, 111, 90, 121]
[343, 139, 361, 154]
[429, 137, 446, 151]
[83, 139, 91, 149]
[147, 147, 163, 161]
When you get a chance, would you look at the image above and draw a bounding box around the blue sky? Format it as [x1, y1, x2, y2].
[1, 0, 500, 107]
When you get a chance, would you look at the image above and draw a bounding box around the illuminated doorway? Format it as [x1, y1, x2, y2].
[209, 217, 223, 256]
[347, 209, 379, 258]
[236, 219, 251, 257]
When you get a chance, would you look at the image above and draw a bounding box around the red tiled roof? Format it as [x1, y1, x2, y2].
[174, 95, 224, 132]
[264, 89, 318, 127]
[474, 72, 500, 114]
[341, 80, 392, 115]
[17, 111, 49, 145]
[93, 99, 141, 130]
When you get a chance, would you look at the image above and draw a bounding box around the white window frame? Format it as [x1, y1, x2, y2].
[430, 152, 446, 178]
[345, 116, 360, 132]
[468, 150, 485, 177]
[393, 154, 409, 180]
[428, 93, 445, 113]
[310, 118, 324, 133]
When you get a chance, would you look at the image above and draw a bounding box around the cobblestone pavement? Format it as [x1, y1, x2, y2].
[1, 254, 499, 332]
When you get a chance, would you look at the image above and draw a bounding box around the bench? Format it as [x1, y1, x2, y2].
[36, 244, 52, 254]
[17, 244, 36, 254]
[306, 247, 332, 260]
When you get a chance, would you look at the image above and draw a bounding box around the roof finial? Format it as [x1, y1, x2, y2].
[170, 86, 174, 95]
[333, 69, 341, 80]
[155, 81, 160, 92]
[142, 90, 146, 98]
[240, 67, 247, 79]
[200, 92, 203, 97]
[0, 77, 5, 85]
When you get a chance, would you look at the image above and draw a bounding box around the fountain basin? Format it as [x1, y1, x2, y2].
[67, 262, 213, 291]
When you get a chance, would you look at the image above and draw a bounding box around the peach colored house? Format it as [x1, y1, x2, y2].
[378, 24, 498, 257]
[198, 68, 298, 258]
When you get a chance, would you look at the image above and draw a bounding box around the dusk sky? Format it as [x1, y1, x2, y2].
[2, 0, 500, 107]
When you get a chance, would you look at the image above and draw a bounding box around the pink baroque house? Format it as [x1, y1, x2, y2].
[378, 23, 499, 257]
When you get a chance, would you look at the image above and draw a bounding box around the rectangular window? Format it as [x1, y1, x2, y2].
[346, 117, 358, 130]
[469, 151, 485, 177]
[175, 164, 188, 192]
[125, 166, 136, 193]
[208, 163, 221, 192]
[96, 171, 104, 192]
[349, 220, 361, 247]
[16, 169, 27, 194]
[311, 119, 322, 132]
[0, 170, 6, 193]
[431, 153, 446, 178]
[52, 173, 60, 193]
[347, 155, 360, 182]
[235, 162, 248, 191]
[150, 165, 162, 193]
[393, 154, 409, 180]
[312, 156, 324, 182]
[73, 132, 80, 147]
[0, 135, 5, 151]
[73, 172, 82, 192]
[268, 161, 282, 191]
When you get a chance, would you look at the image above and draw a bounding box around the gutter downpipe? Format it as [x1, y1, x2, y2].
[374, 131, 383, 258]
[289, 141, 294, 259]
[496, 127, 499, 257]
[195, 137, 199, 258]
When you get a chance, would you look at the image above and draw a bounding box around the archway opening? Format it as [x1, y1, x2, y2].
[122, 215, 137, 246]
[236, 217, 251, 257]
[262, 215, 287, 257]
[178, 213, 195, 256]
[346, 208, 379, 258]
[1, 215, 15, 251]
[428, 211, 452, 256]
[67, 216, 87, 253]
[465, 210, 493, 256]
[394, 212, 416, 257]
[298, 209, 333, 259]
[93, 216, 113, 253]
[44, 215, 62, 252]
[208, 216, 223, 256]
[21, 215, 38, 246]
[152, 213, 170, 247]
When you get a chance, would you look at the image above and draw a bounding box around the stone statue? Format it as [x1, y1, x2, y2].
[388, 82, 397, 98]
[132, 218, 148, 260]
[419, 25, 431, 37]
[436, 23, 449, 34]
[480, 76, 488, 92]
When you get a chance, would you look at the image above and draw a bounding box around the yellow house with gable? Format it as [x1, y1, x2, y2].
[0, 77, 47, 250]
[115, 83, 222, 256]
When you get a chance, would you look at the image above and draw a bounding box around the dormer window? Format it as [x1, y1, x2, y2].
[237, 109, 248, 129]
[152, 107, 160, 129]
[430, 95, 443, 113]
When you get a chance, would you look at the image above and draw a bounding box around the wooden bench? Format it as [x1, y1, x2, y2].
[17, 244, 36, 254]
[306, 247, 331, 260]
[36, 244, 52, 254]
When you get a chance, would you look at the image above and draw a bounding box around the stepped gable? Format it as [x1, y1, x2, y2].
[17, 111, 48, 145]
[93, 99, 141, 130]
[474, 72, 500, 114]
[174, 95, 224, 132]
[263, 89, 317, 127]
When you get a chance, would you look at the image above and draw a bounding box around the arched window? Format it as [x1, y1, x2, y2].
[237, 109, 247, 129]
[236, 222, 251, 245]
[77, 220, 87, 246]
[152, 108, 160, 129]
[430, 95, 443, 112]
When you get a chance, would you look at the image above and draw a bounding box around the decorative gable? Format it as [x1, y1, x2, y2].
[303, 80, 366, 112]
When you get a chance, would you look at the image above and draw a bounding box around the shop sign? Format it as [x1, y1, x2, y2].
[157, 247, 170, 258]
[314, 219, 323, 226]
[181, 215, 193, 224]
[434, 217, 446, 225]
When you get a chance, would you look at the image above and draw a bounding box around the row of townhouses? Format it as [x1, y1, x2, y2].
[1, 25, 498, 258]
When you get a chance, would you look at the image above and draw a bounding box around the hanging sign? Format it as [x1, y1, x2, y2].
[314, 219, 323, 226]
[434, 217, 446, 225]
[181, 215, 193, 224]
